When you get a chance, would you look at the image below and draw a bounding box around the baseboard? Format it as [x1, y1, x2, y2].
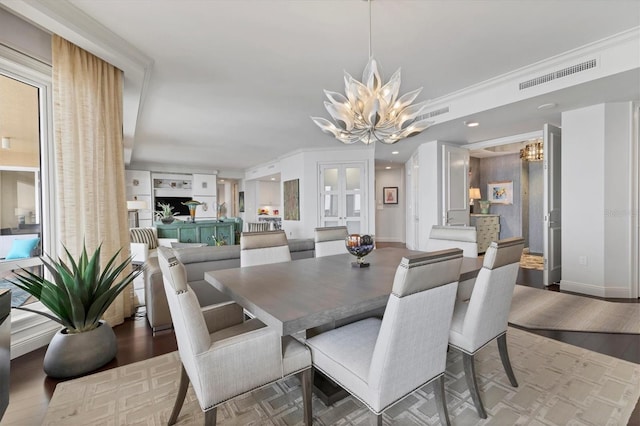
[560, 280, 634, 298]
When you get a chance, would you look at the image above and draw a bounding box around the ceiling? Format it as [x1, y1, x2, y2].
[22, 1, 640, 174]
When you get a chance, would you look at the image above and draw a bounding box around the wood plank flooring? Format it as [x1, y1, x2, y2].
[3, 245, 639, 425]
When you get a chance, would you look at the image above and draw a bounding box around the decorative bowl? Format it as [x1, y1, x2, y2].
[345, 234, 374, 267]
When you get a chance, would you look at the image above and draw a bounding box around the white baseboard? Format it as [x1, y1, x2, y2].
[560, 280, 634, 298]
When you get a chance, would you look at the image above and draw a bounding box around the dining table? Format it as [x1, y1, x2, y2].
[204, 246, 483, 404]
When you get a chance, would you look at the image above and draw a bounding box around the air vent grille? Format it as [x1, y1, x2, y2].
[519, 59, 597, 90]
[419, 106, 450, 121]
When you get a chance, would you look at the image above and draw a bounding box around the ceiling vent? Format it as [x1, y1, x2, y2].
[420, 106, 450, 121]
[519, 59, 597, 90]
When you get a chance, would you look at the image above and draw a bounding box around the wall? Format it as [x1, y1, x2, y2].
[375, 167, 405, 243]
[561, 102, 636, 298]
[479, 154, 523, 240]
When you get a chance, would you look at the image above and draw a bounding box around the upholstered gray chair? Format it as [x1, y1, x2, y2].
[448, 237, 525, 419]
[306, 248, 464, 426]
[427, 225, 479, 301]
[240, 230, 291, 267]
[314, 226, 349, 257]
[157, 247, 312, 425]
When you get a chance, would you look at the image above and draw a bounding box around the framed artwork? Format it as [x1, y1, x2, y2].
[283, 179, 300, 221]
[383, 187, 398, 205]
[239, 191, 245, 212]
[488, 181, 513, 204]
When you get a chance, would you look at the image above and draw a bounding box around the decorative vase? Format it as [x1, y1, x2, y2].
[43, 320, 117, 379]
[161, 217, 175, 224]
[478, 200, 491, 214]
[345, 234, 375, 268]
[182, 200, 202, 223]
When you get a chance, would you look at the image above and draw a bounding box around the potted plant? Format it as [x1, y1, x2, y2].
[9, 243, 142, 378]
[155, 202, 177, 224]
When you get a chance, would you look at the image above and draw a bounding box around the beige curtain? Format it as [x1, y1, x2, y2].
[52, 35, 133, 325]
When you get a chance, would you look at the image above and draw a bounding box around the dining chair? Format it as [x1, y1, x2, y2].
[448, 237, 525, 419]
[306, 248, 464, 426]
[157, 247, 312, 425]
[314, 226, 349, 257]
[427, 225, 478, 301]
[245, 221, 271, 232]
[240, 230, 291, 267]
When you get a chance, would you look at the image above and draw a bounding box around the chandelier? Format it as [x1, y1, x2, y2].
[311, 0, 432, 145]
[520, 140, 544, 161]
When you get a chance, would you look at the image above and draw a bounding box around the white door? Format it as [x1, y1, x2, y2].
[442, 145, 470, 226]
[543, 124, 562, 286]
[319, 163, 366, 234]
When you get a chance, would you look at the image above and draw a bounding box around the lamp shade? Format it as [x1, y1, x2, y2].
[127, 200, 148, 210]
[469, 187, 481, 200]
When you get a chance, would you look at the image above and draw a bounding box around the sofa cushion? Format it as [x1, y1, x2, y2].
[288, 239, 315, 253]
[173, 245, 241, 264]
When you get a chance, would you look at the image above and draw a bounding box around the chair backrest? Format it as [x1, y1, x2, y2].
[240, 230, 291, 267]
[427, 225, 478, 257]
[314, 226, 348, 257]
[129, 227, 158, 249]
[461, 237, 525, 350]
[368, 249, 463, 406]
[246, 222, 270, 232]
[157, 246, 210, 403]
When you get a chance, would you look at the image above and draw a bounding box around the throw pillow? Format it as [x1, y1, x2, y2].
[130, 228, 158, 249]
[5, 237, 40, 260]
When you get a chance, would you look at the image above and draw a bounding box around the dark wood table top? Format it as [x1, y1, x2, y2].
[205, 247, 483, 336]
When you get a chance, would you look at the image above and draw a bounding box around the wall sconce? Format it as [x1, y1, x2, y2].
[1, 137, 10, 150]
[520, 141, 543, 161]
[469, 187, 481, 213]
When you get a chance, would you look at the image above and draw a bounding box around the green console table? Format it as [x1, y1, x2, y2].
[156, 220, 236, 246]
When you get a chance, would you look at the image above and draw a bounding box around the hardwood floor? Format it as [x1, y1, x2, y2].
[3, 248, 639, 425]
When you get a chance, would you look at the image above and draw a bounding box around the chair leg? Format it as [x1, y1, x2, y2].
[299, 368, 313, 426]
[168, 364, 190, 426]
[204, 407, 217, 426]
[462, 352, 487, 419]
[433, 375, 451, 426]
[497, 334, 518, 387]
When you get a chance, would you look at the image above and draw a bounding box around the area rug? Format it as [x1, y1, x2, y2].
[520, 253, 544, 271]
[43, 327, 640, 425]
[510, 285, 640, 334]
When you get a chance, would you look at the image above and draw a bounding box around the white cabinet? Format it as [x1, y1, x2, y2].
[258, 181, 280, 206]
[319, 162, 367, 235]
[125, 170, 152, 228]
[192, 174, 217, 196]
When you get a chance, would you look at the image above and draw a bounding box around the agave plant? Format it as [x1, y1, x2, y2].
[10, 243, 142, 333]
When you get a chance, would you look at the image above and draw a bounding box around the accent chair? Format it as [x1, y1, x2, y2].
[314, 226, 349, 257]
[306, 248, 464, 426]
[157, 247, 312, 425]
[448, 237, 525, 418]
[240, 230, 291, 267]
[427, 225, 479, 301]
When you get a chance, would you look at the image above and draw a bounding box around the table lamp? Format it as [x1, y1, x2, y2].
[127, 200, 148, 228]
[469, 188, 481, 213]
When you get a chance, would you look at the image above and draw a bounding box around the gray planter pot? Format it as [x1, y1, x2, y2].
[43, 320, 117, 379]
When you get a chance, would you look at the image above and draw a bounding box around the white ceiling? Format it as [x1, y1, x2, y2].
[40, 1, 640, 174]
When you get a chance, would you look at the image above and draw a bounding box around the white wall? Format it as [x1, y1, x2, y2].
[561, 102, 637, 297]
[375, 167, 405, 243]
[279, 147, 375, 240]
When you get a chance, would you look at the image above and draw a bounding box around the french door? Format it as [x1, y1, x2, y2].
[319, 162, 367, 234]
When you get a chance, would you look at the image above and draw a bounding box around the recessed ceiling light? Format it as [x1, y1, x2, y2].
[219, 179, 225, 182]
[391, 151, 399, 155]
[464, 121, 480, 128]
[537, 102, 557, 110]
[270, 177, 276, 181]
[385, 166, 391, 170]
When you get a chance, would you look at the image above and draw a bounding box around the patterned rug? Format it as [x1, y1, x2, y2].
[520, 253, 544, 271]
[43, 327, 640, 425]
[510, 285, 640, 334]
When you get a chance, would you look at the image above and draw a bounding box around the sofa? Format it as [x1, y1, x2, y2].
[143, 238, 315, 333]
